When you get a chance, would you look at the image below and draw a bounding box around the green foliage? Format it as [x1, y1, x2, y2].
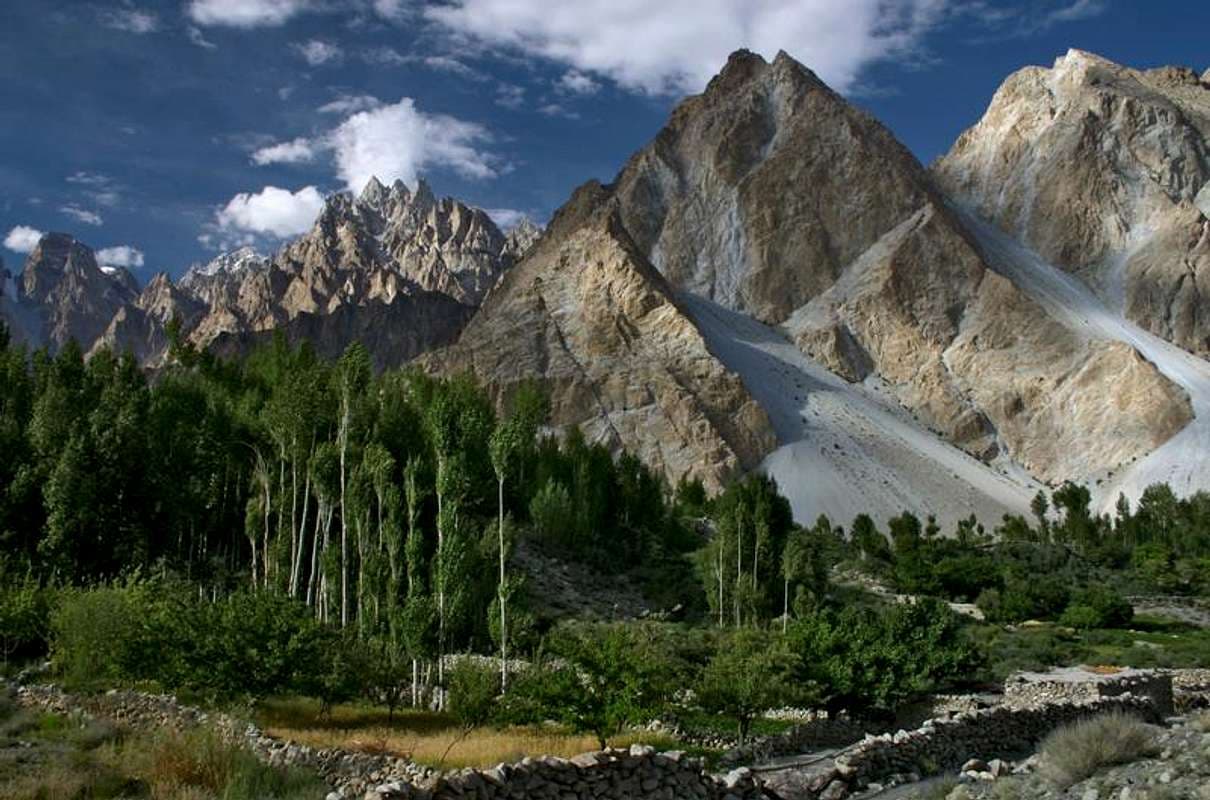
[1059, 585, 1134, 630]
[695, 629, 800, 743]
[789, 598, 983, 714]
[447, 660, 500, 731]
[503, 623, 677, 748]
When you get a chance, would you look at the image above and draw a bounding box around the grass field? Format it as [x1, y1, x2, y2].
[970, 614, 1210, 680]
[0, 692, 325, 800]
[254, 697, 688, 770]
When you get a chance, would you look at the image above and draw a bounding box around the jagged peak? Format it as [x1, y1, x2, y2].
[359, 175, 388, 207]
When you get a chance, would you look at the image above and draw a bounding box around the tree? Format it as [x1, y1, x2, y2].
[335, 343, 372, 627]
[488, 416, 524, 689]
[696, 630, 799, 743]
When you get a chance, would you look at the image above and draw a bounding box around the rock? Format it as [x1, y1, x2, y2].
[935, 48, 1210, 358]
[961, 758, 989, 774]
[1082, 789, 1100, 800]
[819, 779, 850, 800]
[422, 193, 776, 492]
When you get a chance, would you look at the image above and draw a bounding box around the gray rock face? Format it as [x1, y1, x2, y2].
[17, 232, 137, 350]
[935, 48, 1210, 354]
[603, 48, 1190, 484]
[613, 49, 934, 325]
[425, 182, 775, 491]
[0, 181, 526, 370]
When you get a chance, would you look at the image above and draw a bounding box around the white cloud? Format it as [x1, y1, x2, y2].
[294, 39, 343, 66]
[330, 98, 497, 192]
[425, 0, 948, 95]
[483, 208, 528, 229]
[372, 0, 410, 20]
[495, 83, 525, 109]
[363, 46, 409, 65]
[423, 55, 481, 79]
[538, 102, 579, 120]
[215, 185, 326, 238]
[251, 137, 319, 165]
[187, 0, 310, 28]
[60, 205, 104, 226]
[319, 94, 382, 114]
[557, 70, 600, 95]
[4, 226, 44, 254]
[96, 245, 145, 269]
[187, 25, 217, 49]
[102, 7, 159, 34]
[1046, 0, 1105, 24]
[65, 172, 121, 207]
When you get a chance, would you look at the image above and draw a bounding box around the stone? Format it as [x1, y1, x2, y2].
[961, 758, 989, 774]
[819, 779, 850, 800]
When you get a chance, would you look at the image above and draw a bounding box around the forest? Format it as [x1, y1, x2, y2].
[2, 320, 1210, 750]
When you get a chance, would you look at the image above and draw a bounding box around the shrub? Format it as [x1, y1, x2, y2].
[49, 585, 145, 689]
[1059, 585, 1134, 630]
[790, 597, 983, 713]
[1039, 711, 1156, 788]
[447, 660, 500, 733]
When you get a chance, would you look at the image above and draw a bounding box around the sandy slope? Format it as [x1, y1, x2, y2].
[960, 209, 1210, 514]
[681, 293, 1040, 530]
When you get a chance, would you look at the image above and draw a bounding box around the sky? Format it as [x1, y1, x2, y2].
[1, 0, 1207, 281]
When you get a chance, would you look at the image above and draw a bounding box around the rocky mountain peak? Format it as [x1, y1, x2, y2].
[934, 48, 1210, 354]
[22, 232, 101, 302]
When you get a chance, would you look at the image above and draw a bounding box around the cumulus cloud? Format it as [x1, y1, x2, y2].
[215, 185, 326, 238]
[4, 225, 44, 253]
[330, 98, 497, 192]
[102, 7, 159, 34]
[425, 0, 948, 95]
[557, 70, 600, 95]
[96, 245, 145, 269]
[251, 137, 318, 165]
[318, 94, 382, 114]
[187, 0, 310, 28]
[60, 205, 104, 226]
[294, 39, 343, 66]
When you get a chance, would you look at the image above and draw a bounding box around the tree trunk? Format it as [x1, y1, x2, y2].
[783, 576, 789, 635]
[436, 458, 445, 711]
[339, 394, 349, 628]
[735, 513, 743, 627]
[497, 475, 507, 690]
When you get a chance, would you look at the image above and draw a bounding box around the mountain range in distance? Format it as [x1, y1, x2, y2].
[3, 47, 1209, 531]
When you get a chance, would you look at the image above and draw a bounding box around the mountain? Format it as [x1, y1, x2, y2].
[5, 48, 1209, 526]
[10, 232, 140, 351]
[423, 182, 776, 492]
[934, 49, 1210, 354]
[0, 181, 535, 370]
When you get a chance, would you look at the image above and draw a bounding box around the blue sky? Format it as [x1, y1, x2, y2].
[1, 0, 1206, 280]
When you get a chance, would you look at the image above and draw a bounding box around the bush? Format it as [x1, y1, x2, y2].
[976, 574, 1070, 624]
[1039, 711, 1156, 788]
[1059, 585, 1134, 630]
[50, 585, 145, 690]
[790, 598, 983, 713]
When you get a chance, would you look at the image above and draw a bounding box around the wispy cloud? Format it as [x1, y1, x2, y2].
[187, 0, 310, 28]
[101, 6, 159, 34]
[60, 205, 104, 226]
[294, 39, 343, 66]
[65, 172, 122, 207]
[187, 25, 217, 49]
[318, 94, 382, 114]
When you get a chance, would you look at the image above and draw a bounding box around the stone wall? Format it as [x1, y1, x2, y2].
[8, 683, 774, 800]
[1003, 667, 1174, 715]
[794, 693, 1162, 800]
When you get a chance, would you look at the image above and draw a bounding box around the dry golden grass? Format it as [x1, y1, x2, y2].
[255, 697, 679, 770]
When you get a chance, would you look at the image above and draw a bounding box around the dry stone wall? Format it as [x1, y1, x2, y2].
[7, 683, 775, 800]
